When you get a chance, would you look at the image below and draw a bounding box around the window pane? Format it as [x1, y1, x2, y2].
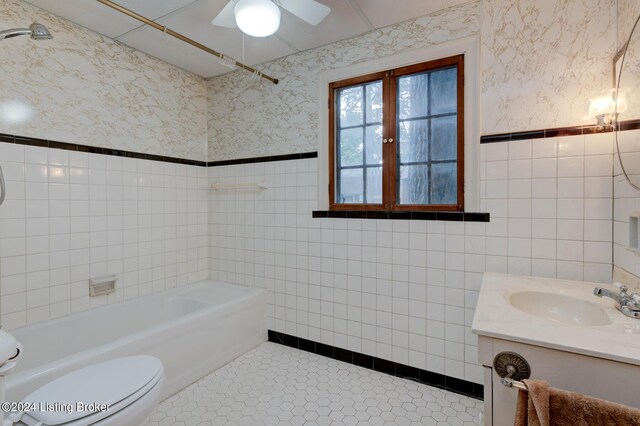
[338, 86, 363, 127]
[366, 167, 383, 204]
[398, 119, 429, 163]
[431, 115, 457, 161]
[398, 72, 429, 119]
[339, 128, 363, 167]
[365, 82, 382, 124]
[398, 165, 429, 204]
[430, 67, 456, 115]
[365, 125, 383, 165]
[338, 168, 363, 204]
[395, 63, 459, 206]
[431, 163, 457, 204]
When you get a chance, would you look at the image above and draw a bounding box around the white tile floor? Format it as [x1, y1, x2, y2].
[142, 343, 484, 426]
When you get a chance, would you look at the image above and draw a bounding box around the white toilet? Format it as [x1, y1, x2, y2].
[9, 356, 165, 426]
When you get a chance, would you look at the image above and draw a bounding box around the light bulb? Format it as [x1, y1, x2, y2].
[234, 0, 281, 37]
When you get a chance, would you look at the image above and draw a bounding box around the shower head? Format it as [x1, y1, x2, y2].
[29, 22, 52, 40]
[0, 22, 52, 41]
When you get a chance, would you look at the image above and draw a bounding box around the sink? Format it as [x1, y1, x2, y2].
[509, 291, 612, 326]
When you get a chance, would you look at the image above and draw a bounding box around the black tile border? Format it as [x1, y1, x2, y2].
[618, 119, 640, 132]
[207, 152, 318, 167]
[0, 133, 320, 167]
[480, 124, 612, 144]
[268, 330, 483, 400]
[6, 120, 640, 168]
[312, 210, 489, 222]
[479, 120, 640, 144]
[0, 133, 207, 167]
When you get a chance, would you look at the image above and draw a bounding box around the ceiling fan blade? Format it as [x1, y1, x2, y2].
[277, 0, 330, 26]
[211, 0, 238, 28]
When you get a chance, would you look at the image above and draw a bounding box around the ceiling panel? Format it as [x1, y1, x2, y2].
[117, 25, 232, 77]
[26, 0, 461, 78]
[111, 0, 202, 22]
[131, 0, 295, 77]
[444, 0, 476, 7]
[275, 0, 371, 51]
[25, 0, 142, 38]
[353, 0, 447, 29]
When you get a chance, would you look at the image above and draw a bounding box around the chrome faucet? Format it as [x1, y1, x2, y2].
[594, 282, 640, 319]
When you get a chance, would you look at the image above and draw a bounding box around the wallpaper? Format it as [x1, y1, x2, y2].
[208, 0, 617, 161]
[482, 0, 616, 134]
[618, 0, 640, 50]
[207, 2, 481, 161]
[0, 0, 207, 161]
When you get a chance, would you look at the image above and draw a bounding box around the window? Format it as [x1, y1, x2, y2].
[329, 55, 464, 211]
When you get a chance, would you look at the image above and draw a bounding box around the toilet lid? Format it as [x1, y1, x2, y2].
[20, 356, 163, 426]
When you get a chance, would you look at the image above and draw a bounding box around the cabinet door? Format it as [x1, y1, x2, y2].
[487, 338, 640, 425]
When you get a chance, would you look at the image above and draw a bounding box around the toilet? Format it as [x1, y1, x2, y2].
[9, 356, 165, 426]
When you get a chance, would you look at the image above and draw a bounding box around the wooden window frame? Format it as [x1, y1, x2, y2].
[329, 54, 464, 212]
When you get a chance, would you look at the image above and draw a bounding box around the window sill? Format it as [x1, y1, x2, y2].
[312, 210, 489, 222]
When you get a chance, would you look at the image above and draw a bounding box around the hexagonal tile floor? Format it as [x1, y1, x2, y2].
[141, 342, 483, 425]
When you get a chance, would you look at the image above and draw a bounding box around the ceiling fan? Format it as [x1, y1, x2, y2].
[211, 0, 331, 37]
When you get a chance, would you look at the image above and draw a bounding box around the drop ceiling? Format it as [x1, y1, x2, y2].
[25, 0, 473, 78]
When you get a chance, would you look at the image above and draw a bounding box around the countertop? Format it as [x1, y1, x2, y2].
[472, 273, 640, 366]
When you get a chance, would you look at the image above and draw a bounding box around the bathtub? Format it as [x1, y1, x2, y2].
[5, 280, 267, 402]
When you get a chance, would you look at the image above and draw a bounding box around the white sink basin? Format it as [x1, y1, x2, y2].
[509, 291, 612, 326]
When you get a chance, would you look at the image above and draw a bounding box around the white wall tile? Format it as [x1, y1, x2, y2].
[0, 143, 208, 328]
[207, 133, 613, 387]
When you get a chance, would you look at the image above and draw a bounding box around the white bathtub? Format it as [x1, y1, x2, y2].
[5, 280, 267, 402]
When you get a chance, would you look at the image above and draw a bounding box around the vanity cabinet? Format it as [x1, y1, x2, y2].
[479, 336, 640, 425]
[472, 273, 640, 426]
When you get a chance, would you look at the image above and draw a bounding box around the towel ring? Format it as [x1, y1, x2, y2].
[493, 351, 531, 382]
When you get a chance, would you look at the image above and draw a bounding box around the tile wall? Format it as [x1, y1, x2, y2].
[0, 142, 209, 329]
[613, 129, 640, 280]
[207, 132, 614, 385]
[613, 1, 640, 282]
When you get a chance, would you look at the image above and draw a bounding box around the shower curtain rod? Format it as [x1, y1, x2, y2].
[96, 0, 279, 84]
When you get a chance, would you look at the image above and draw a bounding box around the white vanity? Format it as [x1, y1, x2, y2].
[472, 273, 640, 425]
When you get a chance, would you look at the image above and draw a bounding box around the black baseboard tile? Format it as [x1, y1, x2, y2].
[334, 347, 353, 364]
[373, 357, 396, 376]
[396, 363, 420, 381]
[353, 352, 374, 369]
[315, 342, 335, 358]
[267, 330, 484, 400]
[298, 338, 317, 353]
[311, 210, 490, 223]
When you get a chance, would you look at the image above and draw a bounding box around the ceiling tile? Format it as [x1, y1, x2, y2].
[445, 0, 476, 7]
[117, 26, 231, 77]
[149, 0, 295, 74]
[275, 0, 371, 51]
[25, 0, 141, 38]
[26, 0, 460, 79]
[353, 0, 446, 29]
[112, 0, 201, 21]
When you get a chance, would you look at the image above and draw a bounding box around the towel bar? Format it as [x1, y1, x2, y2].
[210, 182, 267, 191]
[501, 377, 528, 391]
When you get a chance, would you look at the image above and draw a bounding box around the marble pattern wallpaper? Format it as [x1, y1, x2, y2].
[0, 0, 207, 161]
[207, 2, 481, 162]
[618, 0, 640, 50]
[208, 0, 617, 161]
[481, 0, 615, 134]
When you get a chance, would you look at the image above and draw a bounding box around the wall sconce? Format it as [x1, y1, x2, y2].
[589, 90, 627, 128]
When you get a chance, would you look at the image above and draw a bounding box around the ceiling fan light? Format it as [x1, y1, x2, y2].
[234, 0, 281, 37]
